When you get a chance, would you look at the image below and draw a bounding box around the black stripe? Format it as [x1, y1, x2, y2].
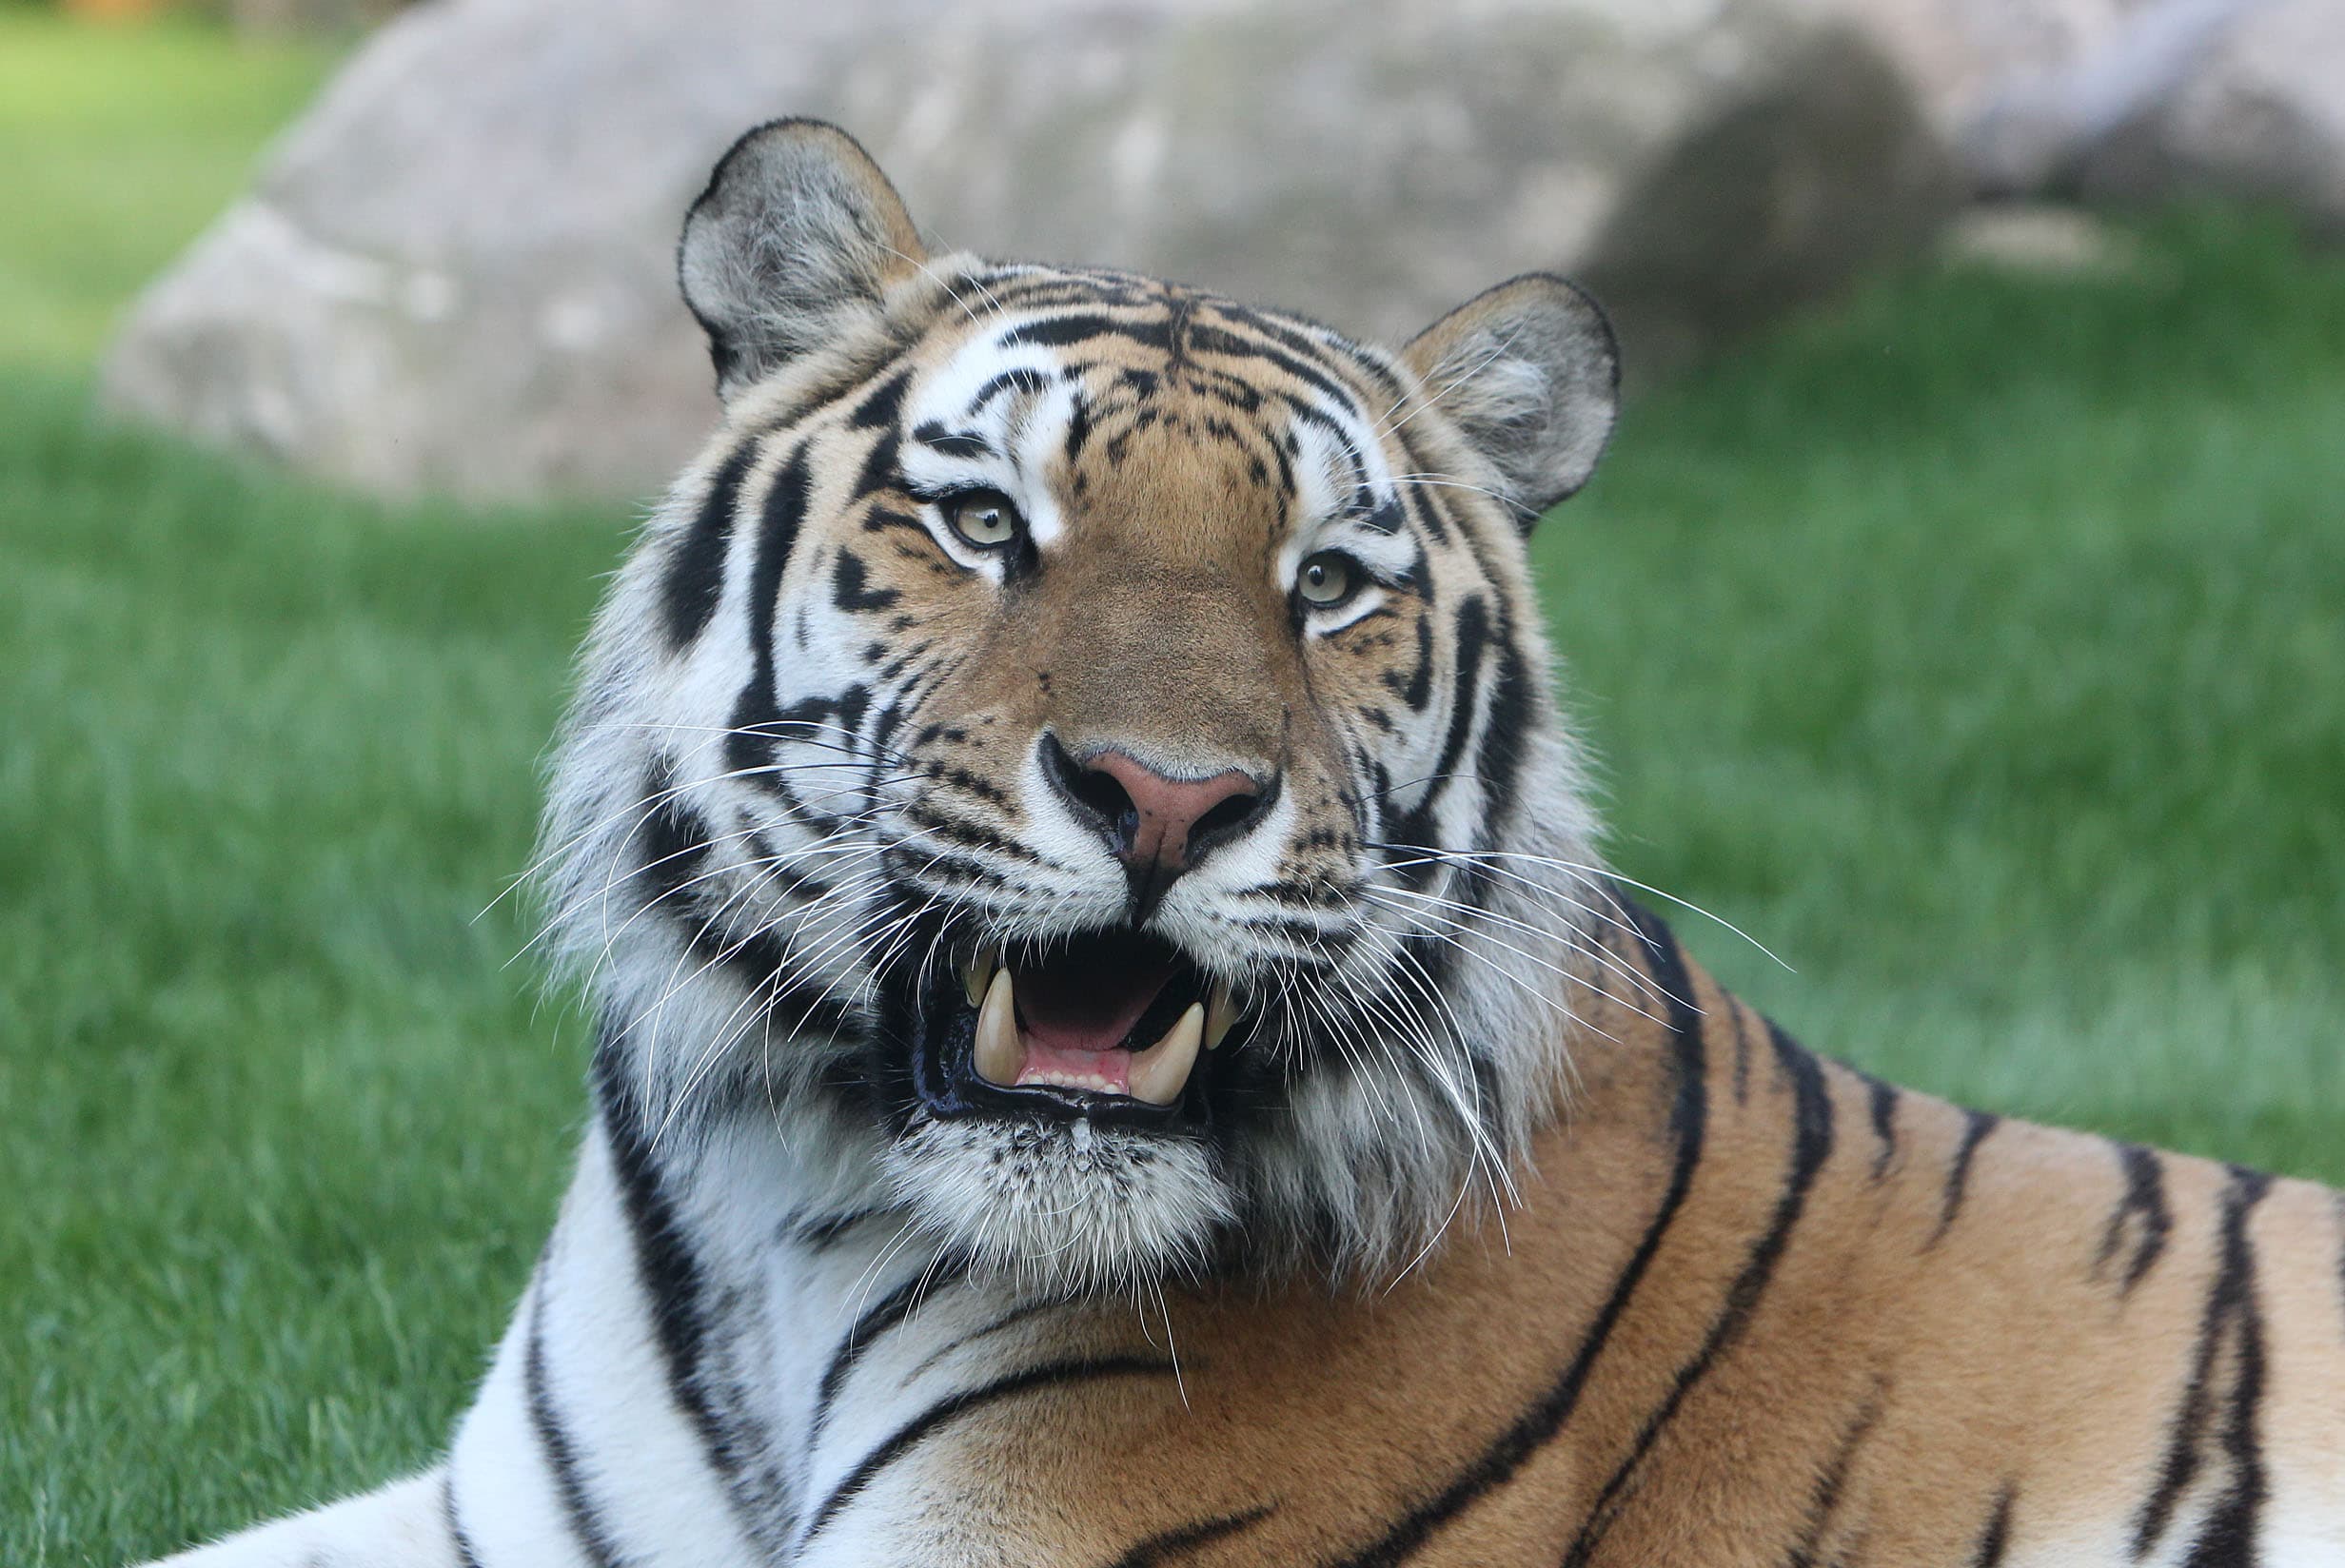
[965, 367, 1050, 416]
[2095, 1143, 2173, 1295]
[793, 1207, 881, 1251]
[830, 550, 899, 612]
[628, 793, 850, 1033]
[524, 1280, 628, 1568]
[1184, 320, 1366, 418]
[1390, 442, 1452, 545]
[1783, 1380, 1888, 1568]
[1930, 1110, 2000, 1246]
[1862, 1072, 1900, 1181]
[1729, 1005, 1753, 1107]
[1380, 610, 1434, 713]
[1104, 1505, 1274, 1568]
[592, 1039, 744, 1482]
[850, 421, 900, 506]
[1389, 597, 1488, 852]
[901, 800, 1050, 864]
[1063, 391, 1095, 464]
[2181, 1168, 2275, 1567]
[2132, 1166, 2274, 1561]
[903, 1298, 1063, 1384]
[443, 1469, 487, 1568]
[807, 1277, 927, 1446]
[798, 1356, 1175, 1548]
[1970, 1484, 2016, 1568]
[723, 443, 812, 780]
[850, 368, 911, 429]
[1469, 606, 1532, 836]
[1000, 312, 1172, 353]
[1561, 1018, 1836, 1568]
[910, 419, 992, 459]
[661, 440, 758, 648]
[1329, 898, 1708, 1567]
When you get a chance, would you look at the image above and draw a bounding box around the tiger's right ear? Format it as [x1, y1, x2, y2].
[1400, 274, 1620, 527]
[678, 119, 928, 402]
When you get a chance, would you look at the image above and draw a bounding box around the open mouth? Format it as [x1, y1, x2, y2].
[911, 928, 1245, 1127]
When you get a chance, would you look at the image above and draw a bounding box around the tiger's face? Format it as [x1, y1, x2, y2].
[546, 121, 1619, 1294]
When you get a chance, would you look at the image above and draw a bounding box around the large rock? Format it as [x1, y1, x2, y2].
[1943, 0, 2266, 194]
[101, 0, 1957, 501]
[2075, 0, 2345, 237]
[1804, 0, 2137, 135]
[1818, 0, 2338, 222]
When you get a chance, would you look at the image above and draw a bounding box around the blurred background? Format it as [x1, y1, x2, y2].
[2, 0, 2339, 1558]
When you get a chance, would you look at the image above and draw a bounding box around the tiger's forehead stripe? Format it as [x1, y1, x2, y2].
[650, 265, 1490, 684]
[876, 281, 1423, 562]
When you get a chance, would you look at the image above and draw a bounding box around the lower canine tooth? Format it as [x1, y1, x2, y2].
[973, 968, 1020, 1087]
[1205, 981, 1239, 1050]
[1129, 1003, 1204, 1106]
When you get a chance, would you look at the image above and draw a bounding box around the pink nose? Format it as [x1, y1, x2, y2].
[1086, 751, 1265, 872]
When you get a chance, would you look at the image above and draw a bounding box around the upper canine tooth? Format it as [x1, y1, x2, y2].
[1129, 1003, 1204, 1106]
[961, 951, 998, 1009]
[973, 968, 1021, 1087]
[1204, 980, 1240, 1050]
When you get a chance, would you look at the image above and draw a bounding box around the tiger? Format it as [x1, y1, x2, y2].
[139, 117, 2345, 1568]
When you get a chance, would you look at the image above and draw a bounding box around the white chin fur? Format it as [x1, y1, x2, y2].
[881, 1116, 1235, 1297]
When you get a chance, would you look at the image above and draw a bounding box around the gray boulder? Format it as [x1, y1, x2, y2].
[2075, 0, 2345, 238]
[1829, 0, 2340, 230]
[101, 0, 1957, 501]
[1945, 0, 2264, 195]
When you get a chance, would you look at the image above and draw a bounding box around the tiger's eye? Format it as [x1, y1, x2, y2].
[944, 490, 1021, 549]
[1297, 552, 1358, 608]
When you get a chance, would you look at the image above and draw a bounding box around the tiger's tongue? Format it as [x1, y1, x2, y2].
[1014, 953, 1179, 1058]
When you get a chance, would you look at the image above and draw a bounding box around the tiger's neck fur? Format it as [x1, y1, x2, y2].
[409, 910, 2345, 1568]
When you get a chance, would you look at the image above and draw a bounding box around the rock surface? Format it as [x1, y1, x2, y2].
[1945, 0, 2263, 194]
[102, 0, 1958, 501]
[1818, 0, 2337, 222]
[2075, 0, 2345, 238]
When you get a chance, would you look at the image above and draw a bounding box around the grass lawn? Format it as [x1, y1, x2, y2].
[4, 15, 2342, 1562]
[0, 11, 332, 369]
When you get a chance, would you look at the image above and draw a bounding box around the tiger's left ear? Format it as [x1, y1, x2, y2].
[1400, 275, 1620, 526]
[678, 118, 929, 402]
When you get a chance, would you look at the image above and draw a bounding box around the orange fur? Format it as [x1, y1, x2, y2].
[870, 935, 2345, 1563]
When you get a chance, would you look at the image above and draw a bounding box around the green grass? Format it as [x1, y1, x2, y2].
[1544, 210, 2345, 1179]
[0, 376, 611, 1556]
[4, 14, 2342, 1557]
[0, 12, 331, 367]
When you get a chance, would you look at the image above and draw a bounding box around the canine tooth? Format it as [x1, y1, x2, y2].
[1204, 980, 1240, 1050]
[1129, 1003, 1204, 1106]
[961, 951, 998, 1009]
[973, 969, 1020, 1087]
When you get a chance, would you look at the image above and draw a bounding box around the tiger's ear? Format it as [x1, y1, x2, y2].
[678, 118, 928, 402]
[1400, 275, 1620, 526]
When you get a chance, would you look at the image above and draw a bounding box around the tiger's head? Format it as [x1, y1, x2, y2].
[544, 121, 1620, 1295]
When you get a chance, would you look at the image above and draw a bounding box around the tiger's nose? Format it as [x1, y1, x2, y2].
[1039, 736, 1274, 911]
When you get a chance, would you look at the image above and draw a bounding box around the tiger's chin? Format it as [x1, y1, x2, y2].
[880, 1117, 1236, 1298]
[874, 923, 1251, 1296]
